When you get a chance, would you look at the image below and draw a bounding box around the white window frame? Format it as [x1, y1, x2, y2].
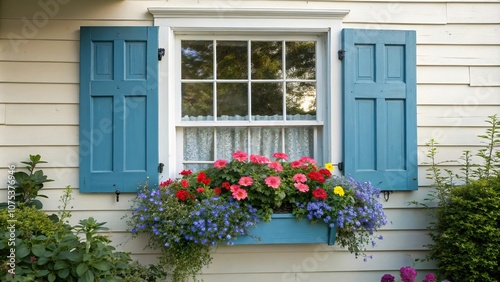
[149, 7, 349, 179]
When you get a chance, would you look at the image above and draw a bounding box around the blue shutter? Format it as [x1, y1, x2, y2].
[342, 29, 417, 191]
[79, 27, 159, 193]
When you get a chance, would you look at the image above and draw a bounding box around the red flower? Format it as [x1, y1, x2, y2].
[196, 187, 204, 193]
[176, 190, 189, 201]
[318, 168, 332, 178]
[159, 179, 173, 187]
[222, 182, 231, 190]
[196, 171, 207, 183]
[214, 187, 222, 195]
[202, 178, 211, 185]
[308, 171, 325, 183]
[180, 169, 192, 175]
[181, 179, 189, 188]
[312, 188, 328, 200]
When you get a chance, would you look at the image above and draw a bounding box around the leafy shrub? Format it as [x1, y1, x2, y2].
[420, 115, 500, 281]
[429, 177, 500, 281]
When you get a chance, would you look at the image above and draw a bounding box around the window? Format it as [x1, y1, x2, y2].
[176, 36, 326, 171]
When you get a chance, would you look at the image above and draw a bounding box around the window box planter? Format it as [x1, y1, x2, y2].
[233, 213, 336, 245]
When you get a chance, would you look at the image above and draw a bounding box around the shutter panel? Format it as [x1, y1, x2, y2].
[80, 27, 159, 193]
[342, 29, 417, 191]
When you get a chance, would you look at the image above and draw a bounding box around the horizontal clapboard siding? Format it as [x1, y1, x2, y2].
[0, 0, 498, 280]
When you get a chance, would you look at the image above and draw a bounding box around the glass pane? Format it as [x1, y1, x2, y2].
[251, 83, 283, 119]
[216, 127, 248, 161]
[217, 41, 248, 79]
[181, 40, 213, 79]
[286, 82, 316, 118]
[182, 83, 214, 120]
[183, 127, 214, 161]
[286, 41, 316, 79]
[285, 127, 314, 159]
[251, 41, 282, 79]
[217, 83, 248, 118]
[185, 163, 212, 172]
[250, 127, 283, 158]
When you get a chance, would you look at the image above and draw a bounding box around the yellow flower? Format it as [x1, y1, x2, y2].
[325, 162, 334, 172]
[334, 186, 345, 196]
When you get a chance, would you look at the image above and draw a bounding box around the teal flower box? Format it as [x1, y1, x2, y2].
[233, 214, 337, 245]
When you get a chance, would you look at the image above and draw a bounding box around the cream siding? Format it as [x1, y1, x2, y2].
[1, 0, 499, 281]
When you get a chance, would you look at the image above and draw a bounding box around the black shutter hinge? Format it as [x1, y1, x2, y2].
[337, 162, 343, 171]
[338, 49, 346, 61]
[158, 162, 164, 173]
[158, 48, 165, 61]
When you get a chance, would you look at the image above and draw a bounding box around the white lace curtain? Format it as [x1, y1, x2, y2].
[182, 115, 314, 170]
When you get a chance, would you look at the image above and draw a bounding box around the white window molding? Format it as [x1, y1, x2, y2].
[150, 7, 349, 179]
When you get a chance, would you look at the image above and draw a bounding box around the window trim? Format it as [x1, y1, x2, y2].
[150, 7, 349, 179]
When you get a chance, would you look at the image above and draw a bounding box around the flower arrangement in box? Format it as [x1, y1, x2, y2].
[128, 151, 387, 282]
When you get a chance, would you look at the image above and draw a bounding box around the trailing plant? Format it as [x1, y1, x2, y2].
[128, 151, 387, 281]
[417, 115, 500, 281]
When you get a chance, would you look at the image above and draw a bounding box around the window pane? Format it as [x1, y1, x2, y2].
[251, 41, 282, 79]
[251, 82, 283, 119]
[286, 41, 316, 79]
[285, 127, 314, 158]
[217, 41, 248, 79]
[182, 83, 214, 120]
[181, 40, 213, 79]
[217, 83, 248, 118]
[286, 82, 316, 118]
[183, 127, 214, 161]
[250, 127, 283, 158]
[216, 127, 248, 160]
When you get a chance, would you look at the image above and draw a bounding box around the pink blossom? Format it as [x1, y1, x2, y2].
[238, 176, 253, 186]
[272, 152, 288, 160]
[214, 159, 227, 168]
[250, 154, 270, 164]
[290, 160, 303, 168]
[268, 161, 283, 172]
[423, 273, 436, 282]
[294, 182, 309, 192]
[265, 176, 281, 189]
[232, 188, 248, 200]
[292, 173, 307, 183]
[400, 266, 417, 282]
[232, 151, 248, 162]
[299, 156, 317, 165]
[230, 184, 241, 193]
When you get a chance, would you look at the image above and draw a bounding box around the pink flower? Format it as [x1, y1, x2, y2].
[238, 176, 253, 186]
[268, 161, 283, 172]
[265, 176, 281, 189]
[250, 154, 270, 164]
[381, 274, 395, 282]
[232, 151, 248, 162]
[290, 160, 303, 168]
[292, 173, 307, 183]
[423, 273, 436, 282]
[214, 159, 227, 168]
[196, 187, 204, 193]
[232, 188, 248, 200]
[272, 152, 288, 160]
[230, 184, 241, 193]
[299, 156, 317, 165]
[400, 266, 417, 282]
[294, 182, 309, 192]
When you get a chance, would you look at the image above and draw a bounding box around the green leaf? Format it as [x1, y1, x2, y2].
[79, 270, 95, 282]
[57, 268, 70, 279]
[76, 263, 89, 276]
[31, 244, 46, 256]
[35, 269, 50, 277]
[48, 273, 56, 282]
[92, 261, 111, 271]
[16, 244, 30, 258]
[57, 250, 81, 262]
[54, 260, 69, 270]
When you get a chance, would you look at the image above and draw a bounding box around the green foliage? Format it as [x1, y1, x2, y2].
[420, 115, 500, 281]
[0, 186, 166, 282]
[1, 154, 53, 209]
